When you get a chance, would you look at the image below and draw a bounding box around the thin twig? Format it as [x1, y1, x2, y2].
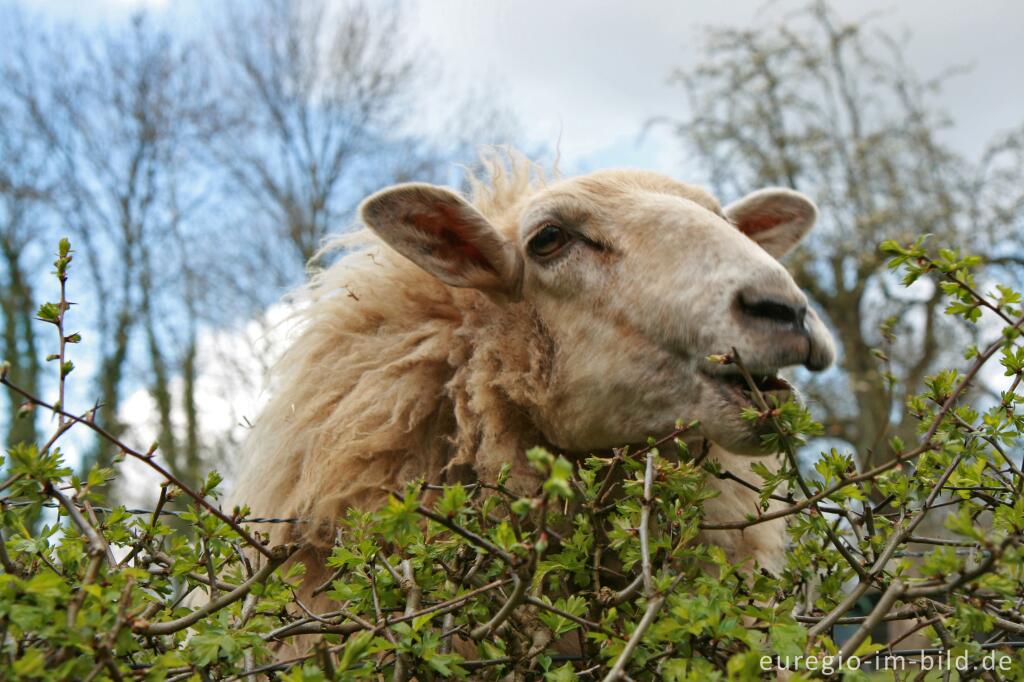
[392, 559, 422, 682]
[470, 573, 528, 640]
[703, 314, 1024, 531]
[839, 579, 904, 658]
[0, 378, 275, 560]
[133, 545, 294, 636]
[603, 453, 667, 682]
[389, 491, 516, 566]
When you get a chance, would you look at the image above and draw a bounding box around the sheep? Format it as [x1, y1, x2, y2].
[229, 150, 835, 611]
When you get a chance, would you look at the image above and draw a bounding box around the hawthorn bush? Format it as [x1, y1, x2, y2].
[2, 238, 1024, 680]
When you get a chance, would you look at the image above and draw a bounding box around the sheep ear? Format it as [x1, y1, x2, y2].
[724, 188, 818, 258]
[359, 183, 522, 296]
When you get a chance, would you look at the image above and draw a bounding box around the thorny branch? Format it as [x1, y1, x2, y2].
[5, 239, 1024, 678]
[603, 452, 672, 682]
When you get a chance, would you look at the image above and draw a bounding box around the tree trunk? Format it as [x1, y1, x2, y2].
[1, 238, 40, 449]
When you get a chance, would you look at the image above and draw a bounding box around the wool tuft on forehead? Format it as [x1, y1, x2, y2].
[464, 151, 727, 234]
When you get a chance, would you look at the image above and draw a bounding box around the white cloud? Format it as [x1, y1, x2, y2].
[116, 303, 297, 506]
[409, 0, 1024, 174]
[27, 0, 1024, 502]
[31, 0, 1024, 173]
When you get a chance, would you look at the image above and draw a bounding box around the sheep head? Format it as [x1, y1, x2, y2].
[360, 169, 834, 457]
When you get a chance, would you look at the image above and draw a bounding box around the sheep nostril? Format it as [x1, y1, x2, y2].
[738, 295, 807, 330]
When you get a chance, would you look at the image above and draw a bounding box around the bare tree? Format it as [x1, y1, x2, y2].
[659, 0, 1024, 464]
[183, 0, 522, 466]
[0, 41, 54, 448]
[210, 0, 418, 290]
[1, 0, 521, 492]
[3, 14, 221, 486]
[207, 0, 522, 296]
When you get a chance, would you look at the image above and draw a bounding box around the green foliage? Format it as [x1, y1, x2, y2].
[4, 235, 1024, 680]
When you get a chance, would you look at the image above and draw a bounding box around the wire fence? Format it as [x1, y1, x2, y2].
[2, 499, 304, 525]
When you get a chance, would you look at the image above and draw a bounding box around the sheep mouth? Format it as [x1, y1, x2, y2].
[704, 370, 793, 404]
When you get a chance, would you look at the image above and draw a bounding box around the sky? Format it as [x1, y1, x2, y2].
[23, 0, 1024, 495]
[409, 0, 1024, 174]
[36, 0, 1024, 179]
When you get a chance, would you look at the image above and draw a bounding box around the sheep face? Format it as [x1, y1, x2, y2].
[360, 169, 834, 456]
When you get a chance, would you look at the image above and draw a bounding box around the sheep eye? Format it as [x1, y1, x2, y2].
[527, 224, 571, 259]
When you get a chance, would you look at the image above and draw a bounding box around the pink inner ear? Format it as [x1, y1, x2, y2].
[737, 215, 774, 233]
[406, 204, 497, 275]
[737, 210, 787, 236]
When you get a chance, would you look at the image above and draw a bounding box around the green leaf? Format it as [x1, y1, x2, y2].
[497, 462, 512, 486]
[36, 303, 59, 322]
[491, 521, 517, 551]
[337, 631, 375, 671]
[769, 621, 806, 658]
[435, 483, 468, 517]
[12, 648, 46, 678]
[24, 572, 65, 600]
[545, 663, 577, 681]
[543, 455, 575, 500]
